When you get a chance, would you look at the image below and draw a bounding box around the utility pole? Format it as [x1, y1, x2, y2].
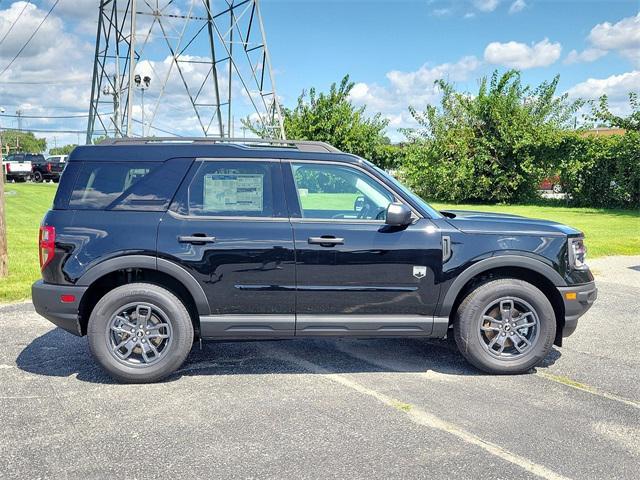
[16, 109, 22, 132]
[86, 0, 284, 142]
[0, 106, 7, 277]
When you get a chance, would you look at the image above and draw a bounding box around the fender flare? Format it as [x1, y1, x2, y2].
[77, 255, 210, 315]
[437, 255, 566, 318]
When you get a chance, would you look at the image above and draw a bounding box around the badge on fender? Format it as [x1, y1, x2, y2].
[413, 266, 427, 279]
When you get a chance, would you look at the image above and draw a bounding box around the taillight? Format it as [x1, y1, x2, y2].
[39, 226, 55, 271]
[47, 163, 52, 172]
[5, 163, 10, 173]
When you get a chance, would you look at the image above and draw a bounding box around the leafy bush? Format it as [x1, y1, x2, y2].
[556, 131, 640, 209]
[399, 70, 582, 204]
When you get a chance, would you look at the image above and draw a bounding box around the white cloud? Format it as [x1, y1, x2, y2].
[567, 70, 640, 102]
[588, 13, 640, 66]
[508, 0, 527, 14]
[564, 48, 607, 65]
[349, 56, 481, 139]
[564, 14, 640, 66]
[484, 38, 562, 69]
[473, 0, 500, 12]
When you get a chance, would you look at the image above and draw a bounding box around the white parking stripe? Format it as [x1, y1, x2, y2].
[269, 348, 572, 480]
[535, 371, 640, 410]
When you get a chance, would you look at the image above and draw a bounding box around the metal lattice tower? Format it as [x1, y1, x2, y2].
[86, 0, 285, 144]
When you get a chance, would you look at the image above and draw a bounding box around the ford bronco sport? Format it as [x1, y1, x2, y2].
[32, 138, 597, 383]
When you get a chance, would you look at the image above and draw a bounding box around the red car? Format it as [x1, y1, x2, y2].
[540, 176, 562, 193]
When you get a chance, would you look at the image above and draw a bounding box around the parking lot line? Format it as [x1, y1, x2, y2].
[535, 371, 640, 410]
[268, 347, 573, 480]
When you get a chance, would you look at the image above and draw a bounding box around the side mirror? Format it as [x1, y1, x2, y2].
[385, 202, 412, 226]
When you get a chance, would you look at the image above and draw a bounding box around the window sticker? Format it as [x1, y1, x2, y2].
[203, 173, 264, 212]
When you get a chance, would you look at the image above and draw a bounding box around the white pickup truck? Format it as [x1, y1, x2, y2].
[2, 153, 33, 182]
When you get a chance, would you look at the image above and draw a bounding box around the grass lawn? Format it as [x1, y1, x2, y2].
[1, 183, 57, 303]
[0, 185, 638, 303]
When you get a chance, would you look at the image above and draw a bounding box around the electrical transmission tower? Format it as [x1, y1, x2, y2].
[86, 0, 285, 144]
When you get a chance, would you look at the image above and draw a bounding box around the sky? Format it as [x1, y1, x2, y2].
[0, 0, 638, 149]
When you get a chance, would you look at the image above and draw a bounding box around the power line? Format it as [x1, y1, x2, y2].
[0, 1, 31, 48]
[132, 118, 183, 137]
[0, 80, 77, 85]
[1, 127, 92, 134]
[0, 113, 89, 119]
[0, 0, 60, 78]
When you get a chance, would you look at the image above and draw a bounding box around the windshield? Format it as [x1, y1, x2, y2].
[366, 161, 442, 219]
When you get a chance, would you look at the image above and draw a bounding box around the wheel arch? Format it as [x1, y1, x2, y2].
[77, 255, 209, 336]
[440, 255, 566, 346]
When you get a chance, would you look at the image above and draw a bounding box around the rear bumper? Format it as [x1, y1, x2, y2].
[7, 171, 30, 179]
[32, 280, 87, 336]
[557, 281, 597, 338]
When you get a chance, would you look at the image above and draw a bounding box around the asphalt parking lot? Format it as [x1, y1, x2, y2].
[1, 256, 638, 480]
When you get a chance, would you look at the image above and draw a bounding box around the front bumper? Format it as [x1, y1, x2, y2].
[32, 280, 87, 336]
[557, 281, 597, 338]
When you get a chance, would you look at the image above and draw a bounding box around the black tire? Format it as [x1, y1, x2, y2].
[88, 283, 194, 383]
[32, 171, 43, 183]
[454, 278, 556, 374]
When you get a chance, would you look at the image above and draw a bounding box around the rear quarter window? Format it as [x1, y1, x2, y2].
[67, 159, 191, 211]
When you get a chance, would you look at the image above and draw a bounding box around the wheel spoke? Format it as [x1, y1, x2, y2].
[111, 324, 133, 335]
[488, 333, 503, 349]
[483, 315, 502, 325]
[114, 337, 137, 359]
[115, 315, 136, 329]
[480, 325, 501, 332]
[146, 340, 160, 358]
[136, 305, 152, 328]
[499, 300, 514, 322]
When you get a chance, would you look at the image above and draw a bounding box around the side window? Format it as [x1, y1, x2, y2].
[181, 161, 283, 218]
[291, 163, 394, 220]
[68, 159, 191, 211]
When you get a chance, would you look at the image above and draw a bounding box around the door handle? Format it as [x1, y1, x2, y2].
[308, 236, 344, 246]
[178, 235, 216, 244]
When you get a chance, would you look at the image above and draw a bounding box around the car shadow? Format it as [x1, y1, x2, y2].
[15, 327, 562, 384]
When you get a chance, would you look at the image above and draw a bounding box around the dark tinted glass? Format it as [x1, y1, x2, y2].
[178, 160, 284, 217]
[53, 163, 81, 210]
[69, 159, 191, 211]
[26, 154, 45, 163]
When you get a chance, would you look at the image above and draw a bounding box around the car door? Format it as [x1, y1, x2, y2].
[158, 158, 296, 339]
[283, 160, 443, 337]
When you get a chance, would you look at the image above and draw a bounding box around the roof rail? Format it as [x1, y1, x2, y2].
[97, 137, 342, 154]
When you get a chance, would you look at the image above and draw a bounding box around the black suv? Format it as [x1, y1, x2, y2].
[32, 138, 597, 383]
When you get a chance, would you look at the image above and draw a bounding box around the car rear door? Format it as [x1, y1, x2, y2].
[157, 158, 296, 339]
[283, 160, 443, 337]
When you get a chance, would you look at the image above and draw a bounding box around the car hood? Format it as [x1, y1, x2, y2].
[441, 210, 582, 237]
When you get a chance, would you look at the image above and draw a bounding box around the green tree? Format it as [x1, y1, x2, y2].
[588, 92, 640, 131]
[49, 144, 77, 155]
[0, 130, 47, 153]
[243, 75, 390, 165]
[400, 70, 583, 203]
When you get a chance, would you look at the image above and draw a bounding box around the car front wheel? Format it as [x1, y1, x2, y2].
[88, 283, 194, 383]
[454, 278, 556, 374]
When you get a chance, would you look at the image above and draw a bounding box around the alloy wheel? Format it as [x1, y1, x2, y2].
[106, 303, 173, 367]
[477, 297, 540, 359]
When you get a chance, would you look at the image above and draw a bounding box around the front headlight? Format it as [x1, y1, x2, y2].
[569, 237, 587, 269]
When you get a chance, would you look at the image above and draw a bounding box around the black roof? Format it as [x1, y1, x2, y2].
[69, 138, 362, 164]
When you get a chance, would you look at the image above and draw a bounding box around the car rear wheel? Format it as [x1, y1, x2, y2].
[454, 278, 556, 374]
[32, 171, 43, 183]
[88, 283, 194, 383]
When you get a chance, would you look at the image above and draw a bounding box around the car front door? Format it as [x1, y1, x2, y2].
[158, 158, 296, 339]
[283, 160, 443, 337]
